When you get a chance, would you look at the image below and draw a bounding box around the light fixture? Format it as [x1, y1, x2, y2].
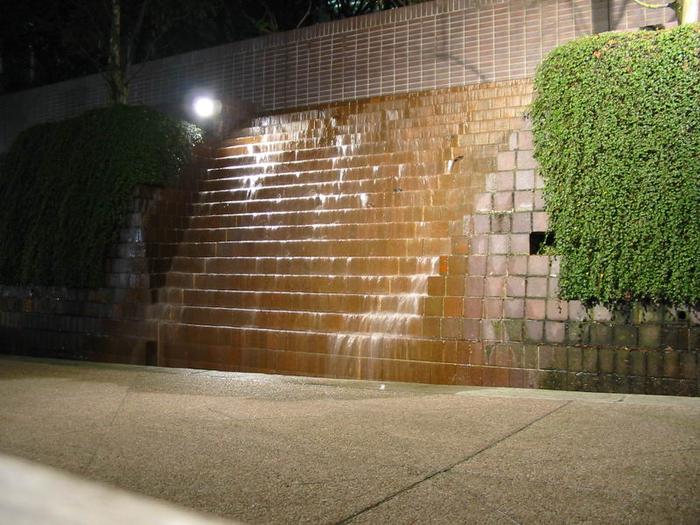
[193, 96, 220, 118]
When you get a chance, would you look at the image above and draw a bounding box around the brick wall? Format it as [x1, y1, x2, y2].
[0, 0, 675, 152]
[0, 152, 208, 365]
[468, 105, 699, 395]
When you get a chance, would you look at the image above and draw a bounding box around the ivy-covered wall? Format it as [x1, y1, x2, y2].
[531, 24, 700, 307]
[0, 105, 201, 288]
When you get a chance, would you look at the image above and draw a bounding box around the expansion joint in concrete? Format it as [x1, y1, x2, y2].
[335, 401, 572, 524]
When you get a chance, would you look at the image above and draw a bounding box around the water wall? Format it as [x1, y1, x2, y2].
[1, 0, 696, 395]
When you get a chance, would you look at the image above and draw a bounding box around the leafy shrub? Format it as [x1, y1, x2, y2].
[0, 105, 202, 288]
[531, 24, 700, 306]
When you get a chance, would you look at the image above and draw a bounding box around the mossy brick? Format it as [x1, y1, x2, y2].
[523, 345, 539, 369]
[539, 345, 567, 370]
[680, 352, 697, 380]
[689, 327, 700, 350]
[638, 325, 662, 349]
[629, 350, 646, 377]
[539, 370, 567, 390]
[590, 323, 613, 346]
[598, 348, 614, 374]
[608, 374, 629, 394]
[524, 320, 543, 342]
[582, 347, 598, 372]
[614, 348, 631, 375]
[628, 376, 647, 394]
[490, 344, 522, 367]
[613, 325, 638, 348]
[566, 321, 590, 345]
[646, 351, 664, 378]
[663, 350, 680, 379]
[567, 371, 599, 392]
[566, 346, 583, 372]
[568, 301, 588, 321]
[661, 326, 689, 350]
[503, 319, 524, 342]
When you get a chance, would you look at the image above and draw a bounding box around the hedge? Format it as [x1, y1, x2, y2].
[531, 24, 700, 306]
[0, 105, 202, 288]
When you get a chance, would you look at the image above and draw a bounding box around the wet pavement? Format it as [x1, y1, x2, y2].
[0, 355, 698, 524]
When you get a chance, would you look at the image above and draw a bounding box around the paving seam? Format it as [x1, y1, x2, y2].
[334, 401, 573, 524]
[81, 379, 135, 474]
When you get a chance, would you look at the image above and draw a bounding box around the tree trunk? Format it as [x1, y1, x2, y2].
[107, 0, 128, 105]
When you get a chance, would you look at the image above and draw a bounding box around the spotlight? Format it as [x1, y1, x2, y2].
[193, 96, 219, 118]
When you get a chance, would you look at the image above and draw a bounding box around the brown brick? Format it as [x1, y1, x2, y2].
[528, 255, 549, 276]
[486, 255, 508, 275]
[443, 297, 463, 317]
[525, 299, 546, 320]
[546, 300, 568, 321]
[484, 277, 504, 297]
[463, 319, 481, 341]
[483, 367, 510, 387]
[511, 212, 531, 233]
[497, 151, 516, 171]
[494, 192, 514, 212]
[526, 277, 548, 297]
[544, 321, 565, 343]
[524, 320, 543, 342]
[441, 318, 462, 339]
[465, 277, 485, 297]
[504, 298, 524, 318]
[517, 150, 537, 169]
[506, 276, 526, 297]
[507, 255, 528, 275]
[474, 214, 491, 233]
[515, 170, 535, 190]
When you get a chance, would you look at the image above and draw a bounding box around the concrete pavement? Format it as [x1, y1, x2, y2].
[0, 355, 698, 524]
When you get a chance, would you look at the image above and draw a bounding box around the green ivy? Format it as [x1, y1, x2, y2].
[0, 105, 202, 288]
[531, 24, 700, 306]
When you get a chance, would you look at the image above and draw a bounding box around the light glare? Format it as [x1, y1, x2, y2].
[193, 97, 216, 118]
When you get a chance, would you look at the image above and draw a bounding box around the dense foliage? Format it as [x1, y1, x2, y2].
[531, 24, 700, 306]
[0, 105, 201, 288]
